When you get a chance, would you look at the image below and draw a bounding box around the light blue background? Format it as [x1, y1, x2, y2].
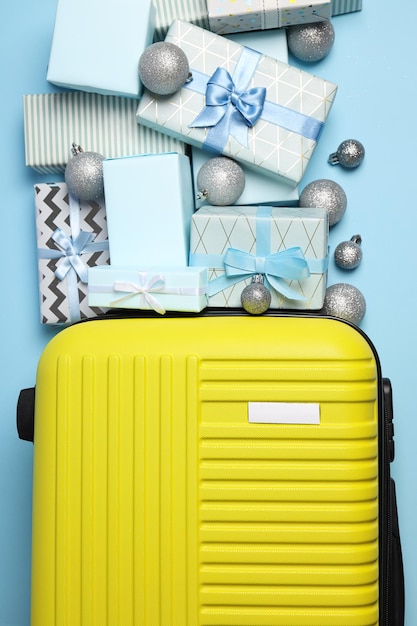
[0, 1, 415, 624]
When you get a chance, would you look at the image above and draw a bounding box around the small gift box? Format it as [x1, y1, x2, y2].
[35, 183, 110, 325]
[47, 0, 155, 98]
[189, 205, 329, 309]
[23, 93, 188, 174]
[88, 266, 209, 314]
[103, 152, 195, 267]
[152, 0, 361, 40]
[207, 0, 331, 35]
[137, 20, 337, 187]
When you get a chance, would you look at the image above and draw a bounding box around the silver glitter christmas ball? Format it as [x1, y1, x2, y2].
[197, 157, 245, 206]
[328, 139, 365, 169]
[139, 42, 190, 96]
[64, 144, 104, 201]
[323, 283, 366, 326]
[241, 276, 271, 315]
[287, 20, 335, 62]
[334, 235, 363, 270]
[299, 179, 347, 227]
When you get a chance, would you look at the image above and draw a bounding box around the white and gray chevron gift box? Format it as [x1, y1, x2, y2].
[35, 182, 110, 325]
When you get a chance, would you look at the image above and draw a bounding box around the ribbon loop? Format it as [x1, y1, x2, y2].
[223, 246, 310, 301]
[189, 48, 266, 150]
[50, 228, 95, 283]
[111, 273, 167, 315]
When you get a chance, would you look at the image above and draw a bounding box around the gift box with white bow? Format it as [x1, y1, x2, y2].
[35, 182, 110, 324]
[88, 266, 209, 314]
[137, 19, 338, 187]
[189, 205, 329, 309]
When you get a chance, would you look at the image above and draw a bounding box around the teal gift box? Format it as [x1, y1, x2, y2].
[103, 152, 195, 267]
[88, 266, 209, 314]
[47, 0, 155, 98]
[137, 20, 337, 187]
[189, 205, 329, 309]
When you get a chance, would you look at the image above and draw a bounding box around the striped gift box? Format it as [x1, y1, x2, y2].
[23, 92, 188, 174]
[154, 0, 209, 41]
[331, 0, 362, 15]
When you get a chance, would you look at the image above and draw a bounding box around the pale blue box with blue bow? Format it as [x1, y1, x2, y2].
[88, 266, 209, 314]
[189, 205, 329, 309]
[47, 0, 155, 98]
[137, 19, 338, 187]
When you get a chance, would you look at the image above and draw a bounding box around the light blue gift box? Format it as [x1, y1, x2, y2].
[47, 0, 155, 98]
[103, 152, 195, 267]
[192, 29, 298, 208]
[88, 266, 209, 314]
[137, 20, 338, 187]
[189, 205, 329, 309]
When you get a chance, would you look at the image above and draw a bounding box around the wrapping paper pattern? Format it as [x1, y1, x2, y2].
[23, 92, 187, 174]
[153, 0, 362, 41]
[154, 0, 209, 40]
[331, 0, 362, 16]
[137, 20, 337, 186]
[35, 183, 110, 325]
[189, 205, 329, 309]
[207, 0, 331, 34]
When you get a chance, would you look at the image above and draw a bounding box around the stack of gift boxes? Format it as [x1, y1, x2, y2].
[25, 0, 363, 325]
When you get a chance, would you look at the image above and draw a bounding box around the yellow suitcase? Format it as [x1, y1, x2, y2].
[18, 314, 404, 625]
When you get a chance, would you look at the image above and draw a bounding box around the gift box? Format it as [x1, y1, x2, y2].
[23, 93, 188, 174]
[35, 183, 110, 325]
[332, 0, 362, 16]
[137, 20, 337, 187]
[47, 0, 155, 98]
[103, 152, 195, 267]
[207, 0, 331, 35]
[88, 266, 209, 313]
[153, 0, 360, 42]
[192, 28, 298, 207]
[189, 205, 329, 309]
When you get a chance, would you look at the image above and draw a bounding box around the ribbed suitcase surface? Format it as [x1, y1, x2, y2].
[31, 316, 381, 625]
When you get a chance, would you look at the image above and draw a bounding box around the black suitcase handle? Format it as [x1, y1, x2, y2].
[17, 387, 35, 443]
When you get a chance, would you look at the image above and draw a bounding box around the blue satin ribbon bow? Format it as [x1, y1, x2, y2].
[186, 45, 325, 154]
[189, 63, 266, 149]
[50, 228, 95, 282]
[222, 246, 310, 301]
[38, 220, 109, 322]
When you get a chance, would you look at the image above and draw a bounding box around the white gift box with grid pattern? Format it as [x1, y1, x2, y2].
[189, 205, 329, 309]
[136, 20, 338, 187]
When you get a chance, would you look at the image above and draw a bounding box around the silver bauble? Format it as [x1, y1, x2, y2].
[323, 283, 366, 326]
[334, 235, 363, 270]
[139, 42, 190, 96]
[197, 157, 245, 206]
[64, 143, 104, 202]
[328, 139, 365, 169]
[287, 20, 335, 62]
[299, 179, 347, 227]
[241, 275, 271, 315]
